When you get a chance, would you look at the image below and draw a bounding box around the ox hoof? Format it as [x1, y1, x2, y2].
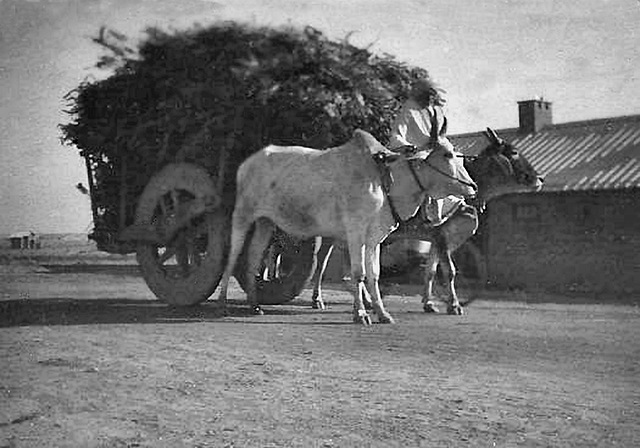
[423, 302, 439, 313]
[353, 310, 372, 325]
[447, 304, 464, 315]
[252, 305, 265, 316]
[311, 300, 326, 310]
[378, 313, 395, 324]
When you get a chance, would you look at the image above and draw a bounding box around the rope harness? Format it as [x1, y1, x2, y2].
[372, 153, 404, 225]
[372, 155, 434, 226]
[373, 153, 476, 226]
[373, 107, 476, 226]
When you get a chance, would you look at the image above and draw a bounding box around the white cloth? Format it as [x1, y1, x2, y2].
[388, 99, 446, 151]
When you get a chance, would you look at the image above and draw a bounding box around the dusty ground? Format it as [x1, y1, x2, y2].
[1, 239, 639, 447]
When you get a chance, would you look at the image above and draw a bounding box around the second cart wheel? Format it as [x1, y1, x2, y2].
[235, 229, 317, 305]
[135, 163, 228, 306]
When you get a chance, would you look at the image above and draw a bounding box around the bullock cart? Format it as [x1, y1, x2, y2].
[81, 134, 476, 310]
[63, 23, 450, 308]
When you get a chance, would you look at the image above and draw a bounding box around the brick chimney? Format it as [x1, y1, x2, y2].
[517, 98, 552, 133]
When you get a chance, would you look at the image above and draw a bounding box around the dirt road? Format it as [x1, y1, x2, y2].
[1, 270, 639, 447]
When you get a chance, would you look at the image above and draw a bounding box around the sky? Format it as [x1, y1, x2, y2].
[1, 0, 639, 234]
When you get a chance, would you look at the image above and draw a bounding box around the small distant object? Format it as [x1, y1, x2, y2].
[76, 183, 89, 195]
[8, 231, 41, 250]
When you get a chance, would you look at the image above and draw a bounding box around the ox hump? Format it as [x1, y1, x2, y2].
[352, 129, 387, 154]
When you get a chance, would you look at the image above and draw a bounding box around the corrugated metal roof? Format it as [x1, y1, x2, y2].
[450, 114, 640, 192]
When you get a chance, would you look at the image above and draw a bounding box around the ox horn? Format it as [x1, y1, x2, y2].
[484, 127, 503, 145]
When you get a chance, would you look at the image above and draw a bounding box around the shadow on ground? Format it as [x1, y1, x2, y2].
[0, 298, 314, 328]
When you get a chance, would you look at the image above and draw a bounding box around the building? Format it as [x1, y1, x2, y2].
[451, 99, 640, 293]
[8, 231, 41, 250]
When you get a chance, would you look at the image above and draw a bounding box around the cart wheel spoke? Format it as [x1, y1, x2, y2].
[158, 246, 176, 264]
[170, 190, 180, 210]
[158, 195, 169, 219]
[190, 246, 203, 267]
[175, 239, 190, 274]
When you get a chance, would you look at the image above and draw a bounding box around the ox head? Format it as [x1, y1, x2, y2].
[403, 115, 477, 200]
[465, 128, 544, 201]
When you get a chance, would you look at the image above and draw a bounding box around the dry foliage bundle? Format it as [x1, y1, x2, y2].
[60, 22, 433, 251]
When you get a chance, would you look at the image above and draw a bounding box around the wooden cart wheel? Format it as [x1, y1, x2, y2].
[235, 229, 317, 305]
[135, 163, 227, 306]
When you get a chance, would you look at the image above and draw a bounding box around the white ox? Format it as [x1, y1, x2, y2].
[216, 129, 477, 324]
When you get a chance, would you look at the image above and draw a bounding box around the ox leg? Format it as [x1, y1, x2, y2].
[261, 245, 272, 281]
[245, 218, 276, 315]
[346, 239, 372, 325]
[311, 237, 334, 310]
[421, 252, 440, 314]
[364, 243, 394, 324]
[361, 277, 373, 311]
[217, 211, 253, 312]
[422, 226, 452, 314]
[362, 289, 373, 311]
[262, 244, 280, 281]
[425, 222, 463, 315]
[440, 251, 463, 315]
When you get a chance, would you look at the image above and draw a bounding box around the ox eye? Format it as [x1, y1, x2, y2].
[444, 152, 454, 159]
